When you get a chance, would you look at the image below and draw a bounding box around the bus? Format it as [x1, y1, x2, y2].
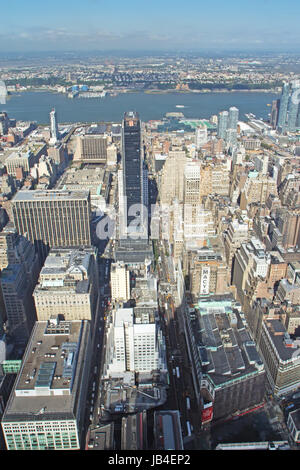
[186, 396, 191, 410]
[186, 421, 192, 437]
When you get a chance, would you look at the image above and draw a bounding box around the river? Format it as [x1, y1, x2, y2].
[0, 90, 279, 124]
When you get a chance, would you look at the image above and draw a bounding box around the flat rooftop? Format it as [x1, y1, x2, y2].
[87, 423, 114, 450]
[12, 189, 90, 202]
[190, 297, 264, 387]
[121, 412, 147, 450]
[2, 319, 90, 422]
[264, 319, 300, 362]
[154, 410, 183, 450]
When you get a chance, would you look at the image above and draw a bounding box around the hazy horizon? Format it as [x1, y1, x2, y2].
[1, 0, 300, 54]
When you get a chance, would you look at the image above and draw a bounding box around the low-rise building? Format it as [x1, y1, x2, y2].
[153, 411, 184, 450]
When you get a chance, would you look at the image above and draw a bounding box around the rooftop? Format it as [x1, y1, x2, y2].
[264, 318, 300, 362]
[190, 297, 264, 387]
[2, 318, 90, 422]
[12, 189, 90, 202]
[34, 247, 95, 294]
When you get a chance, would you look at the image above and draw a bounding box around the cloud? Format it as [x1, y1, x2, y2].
[1, 24, 300, 52]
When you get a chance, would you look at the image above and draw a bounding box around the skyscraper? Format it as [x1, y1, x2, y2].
[0, 81, 7, 105]
[277, 82, 290, 131]
[12, 189, 91, 264]
[121, 111, 145, 233]
[33, 247, 98, 323]
[217, 111, 228, 140]
[110, 261, 130, 302]
[103, 307, 164, 377]
[228, 106, 239, 130]
[116, 112, 153, 265]
[195, 124, 208, 150]
[287, 80, 300, 132]
[0, 229, 40, 345]
[270, 99, 280, 129]
[49, 108, 59, 145]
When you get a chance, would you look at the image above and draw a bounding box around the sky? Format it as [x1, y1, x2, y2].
[1, 0, 300, 53]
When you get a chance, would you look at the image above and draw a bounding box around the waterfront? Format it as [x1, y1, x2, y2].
[0, 90, 279, 124]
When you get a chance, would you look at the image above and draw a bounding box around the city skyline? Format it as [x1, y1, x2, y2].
[1, 1, 300, 454]
[1, 0, 300, 53]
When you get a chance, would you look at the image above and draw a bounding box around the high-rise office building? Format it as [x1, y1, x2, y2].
[121, 111, 146, 234]
[116, 112, 152, 265]
[224, 219, 249, 282]
[239, 172, 278, 210]
[159, 151, 188, 205]
[12, 189, 91, 263]
[1, 264, 37, 345]
[49, 109, 59, 145]
[1, 318, 92, 450]
[33, 247, 98, 323]
[0, 112, 9, 135]
[110, 261, 130, 302]
[232, 237, 271, 310]
[257, 315, 300, 396]
[5, 149, 35, 177]
[74, 135, 109, 164]
[0, 228, 40, 345]
[195, 124, 208, 150]
[103, 307, 164, 377]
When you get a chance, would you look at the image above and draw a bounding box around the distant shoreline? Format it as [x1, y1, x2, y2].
[144, 88, 278, 94]
[9, 87, 279, 95]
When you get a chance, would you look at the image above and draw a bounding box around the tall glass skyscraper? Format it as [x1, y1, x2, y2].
[277, 82, 290, 131]
[116, 112, 152, 265]
[287, 80, 300, 132]
[217, 111, 228, 140]
[121, 111, 145, 233]
[277, 81, 300, 132]
[228, 107, 239, 130]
